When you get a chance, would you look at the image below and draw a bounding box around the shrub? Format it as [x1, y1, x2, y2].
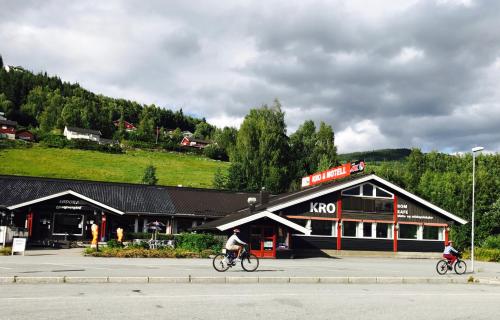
[39, 134, 68, 148]
[482, 235, 500, 249]
[174, 233, 223, 252]
[0, 247, 11, 256]
[463, 248, 500, 262]
[106, 239, 123, 248]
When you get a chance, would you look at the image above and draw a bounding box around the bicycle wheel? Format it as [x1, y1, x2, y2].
[436, 259, 449, 275]
[213, 254, 230, 272]
[241, 253, 259, 272]
[454, 259, 467, 275]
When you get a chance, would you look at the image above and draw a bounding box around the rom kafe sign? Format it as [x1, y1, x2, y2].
[301, 160, 365, 188]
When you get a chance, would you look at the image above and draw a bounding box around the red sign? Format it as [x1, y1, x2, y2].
[301, 161, 365, 188]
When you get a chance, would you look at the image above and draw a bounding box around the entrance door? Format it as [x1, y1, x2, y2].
[249, 225, 276, 258]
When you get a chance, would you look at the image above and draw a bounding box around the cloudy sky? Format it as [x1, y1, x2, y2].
[1, 0, 499, 153]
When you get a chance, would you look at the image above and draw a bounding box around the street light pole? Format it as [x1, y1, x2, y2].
[471, 146, 484, 273]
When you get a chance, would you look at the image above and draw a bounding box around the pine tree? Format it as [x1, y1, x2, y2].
[142, 165, 158, 185]
[0, 54, 3, 69]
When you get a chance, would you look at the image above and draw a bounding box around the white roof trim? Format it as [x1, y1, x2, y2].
[266, 174, 467, 225]
[7, 190, 124, 215]
[370, 175, 467, 225]
[217, 211, 311, 235]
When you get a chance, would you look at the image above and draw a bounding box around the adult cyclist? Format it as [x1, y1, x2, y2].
[225, 229, 247, 262]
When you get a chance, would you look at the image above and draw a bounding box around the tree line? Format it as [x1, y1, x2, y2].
[374, 149, 500, 250]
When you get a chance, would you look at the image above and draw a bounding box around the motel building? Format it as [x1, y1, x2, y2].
[0, 167, 466, 258]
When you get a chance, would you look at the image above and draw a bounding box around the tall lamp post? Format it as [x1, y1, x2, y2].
[471, 146, 484, 273]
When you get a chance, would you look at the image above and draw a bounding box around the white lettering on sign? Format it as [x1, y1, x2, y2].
[397, 203, 408, 215]
[55, 205, 83, 210]
[310, 202, 336, 214]
[59, 200, 81, 205]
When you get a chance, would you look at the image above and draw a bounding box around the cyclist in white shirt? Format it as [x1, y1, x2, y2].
[443, 241, 459, 266]
[225, 229, 247, 262]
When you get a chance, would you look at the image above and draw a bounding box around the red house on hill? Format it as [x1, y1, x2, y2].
[113, 120, 137, 132]
[180, 137, 211, 149]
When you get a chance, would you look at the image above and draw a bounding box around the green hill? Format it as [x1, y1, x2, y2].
[339, 148, 411, 163]
[0, 145, 228, 188]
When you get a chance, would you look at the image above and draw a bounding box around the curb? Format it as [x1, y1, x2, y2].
[0, 276, 497, 285]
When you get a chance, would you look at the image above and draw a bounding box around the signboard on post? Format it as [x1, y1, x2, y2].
[11, 238, 27, 255]
[301, 161, 366, 188]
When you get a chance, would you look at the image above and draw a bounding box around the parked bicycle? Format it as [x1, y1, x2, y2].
[436, 252, 467, 275]
[212, 245, 259, 272]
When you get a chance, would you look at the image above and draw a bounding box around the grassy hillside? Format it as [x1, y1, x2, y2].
[0, 145, 229, 188]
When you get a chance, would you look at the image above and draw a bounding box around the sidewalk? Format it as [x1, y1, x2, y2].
[1, 248, 499, 285]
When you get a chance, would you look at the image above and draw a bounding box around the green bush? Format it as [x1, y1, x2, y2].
[39, 134, 68, 148]
[482, 235, 500, 249]
[0, 139, 33, 149]
[0, 247, 11, 256]
[463, 248, 500, 262]
[106, 239, 123, 248]
[83, 246, 214, 258]
[175, 233, 223, 252]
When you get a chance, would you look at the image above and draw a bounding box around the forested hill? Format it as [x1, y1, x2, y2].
[339, 148, 412, 162]
[0, 57, 208, 139]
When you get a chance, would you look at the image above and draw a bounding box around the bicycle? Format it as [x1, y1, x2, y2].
[436, 252, 467, 275]
[212, 245, 259, 272]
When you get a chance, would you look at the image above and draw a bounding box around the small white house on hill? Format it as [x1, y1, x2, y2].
[63, 126, 101, 142]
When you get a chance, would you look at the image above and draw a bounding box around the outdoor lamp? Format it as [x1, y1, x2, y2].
[471, 146, 484, 273]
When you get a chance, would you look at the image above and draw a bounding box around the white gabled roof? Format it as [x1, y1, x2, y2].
[7, 190, 124, 215]
[266, 174, 467, 225]
[217, 210, 311, 235]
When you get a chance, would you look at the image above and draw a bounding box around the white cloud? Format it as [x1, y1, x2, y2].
[390, 47, 425, 65]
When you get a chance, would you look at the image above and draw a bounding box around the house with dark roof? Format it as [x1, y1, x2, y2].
[0, 175, 257, 246]
[63, 126, 101, 142]
[180, 136, 211, 149]
[0, 119, 17, 140]
[0, 171, 467, 257]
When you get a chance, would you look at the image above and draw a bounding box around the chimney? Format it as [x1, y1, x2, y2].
[259, 187, 269, 205]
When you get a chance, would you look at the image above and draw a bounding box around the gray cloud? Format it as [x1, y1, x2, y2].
[0, 0, 499, 153]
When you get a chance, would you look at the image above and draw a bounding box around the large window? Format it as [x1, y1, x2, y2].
[342, 183, 393, 198]
[399, 224, 418, 239]
[311, 220, 333, 236]
[376, 223, 391, 238]
[342, 221, 357, 237]
[363, 223, 372, 237]
[343, 197, 393, 214]
[423, 226, 441, 240]
[53, 213, 83, 235]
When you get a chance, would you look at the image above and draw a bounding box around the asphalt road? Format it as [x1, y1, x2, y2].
[0, 283, 499, 320]
[1, 251, 499, 278]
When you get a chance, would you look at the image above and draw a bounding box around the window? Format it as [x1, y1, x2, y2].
[363, 184, 373, 196]
[375, 199, 394, 213]
[376, 188, 392, 198]
[399, 224, 418, 239]
[53, 213, 83, 235]
[343, 186, 361, 196]
[423, 226, 440, 240]
[363, 223, 372, 237]
[342, 221, 357, 237]
[175, 219, 193, 233]
[292, 219, 309, 228]
[311, 220, 333, 236]
[342, 183, 393, 199]
[376, 223, 390, 238]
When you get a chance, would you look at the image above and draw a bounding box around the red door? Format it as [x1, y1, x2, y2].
[249, 225, 276, 258]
